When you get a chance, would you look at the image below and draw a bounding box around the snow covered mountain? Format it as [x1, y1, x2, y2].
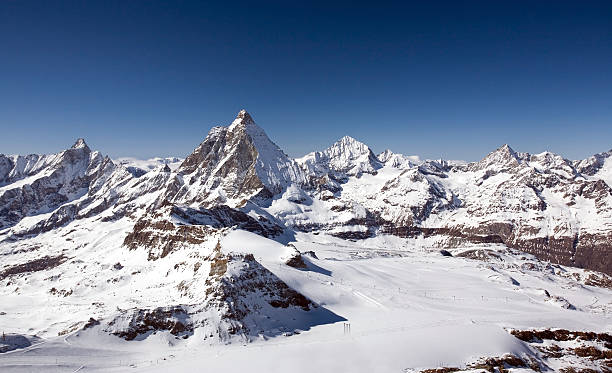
[0, 138, 124, 233]
[297, 135, 382, 179]
[163, 109, 307, 207]
[114, 157, 183, 177]
[1, 110, 611, 372]
[1, 109, 611, 284]
[2, 109, 611, 277]
[377, 149, 421, 168]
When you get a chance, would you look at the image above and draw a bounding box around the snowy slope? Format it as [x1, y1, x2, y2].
[0, 230, 610, 372]
[114, 157, 183, 177]
[588, 150, 612, 186]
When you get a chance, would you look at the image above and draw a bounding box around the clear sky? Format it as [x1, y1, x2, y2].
[1, 1, 611, 161]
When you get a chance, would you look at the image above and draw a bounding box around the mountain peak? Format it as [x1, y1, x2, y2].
[174, 110, 307, 203]
[229, 109, 256, 131]
[330, 135, 372, 154]
[470, 143, 522, 171]
[237, 108, 252, 120]
[497, 143, 515, 154]
[296, 135, 381, 177]
[236, 109, 253, 122]
[484, 144, 519, 160]
[339, 135, 359, 143]
[71, 138, 90, 151]
[377, 149, 421, 168]
[378, 149, 395, 162]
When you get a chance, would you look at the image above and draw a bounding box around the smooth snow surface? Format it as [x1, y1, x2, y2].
[594, 155, 612, 186]
[1, 231, 610, 373]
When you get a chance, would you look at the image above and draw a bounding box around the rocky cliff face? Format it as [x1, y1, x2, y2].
[0, 139, 123, 232]
[161, 110, 307, 207]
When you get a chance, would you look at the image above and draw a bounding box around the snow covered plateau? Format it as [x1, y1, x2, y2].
[0, 110, 611, 372]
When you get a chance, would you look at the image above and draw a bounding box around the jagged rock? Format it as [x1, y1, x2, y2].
[298, 135, 382, 179]
[285, 251, 307, 269]
[456, 249, 502, 261]
[108, 306, 192, 341]
[170, 205, 284, 238]
[123, 217, 215, 261]
[0, 255, 68, 280]
[302, 251, 318, 259]
[163, 109, 307, 207]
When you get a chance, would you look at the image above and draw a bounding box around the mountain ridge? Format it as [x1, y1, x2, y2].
[1, 110, 611, 276]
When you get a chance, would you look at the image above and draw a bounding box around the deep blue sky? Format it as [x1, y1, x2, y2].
[1, 1, 611, 161]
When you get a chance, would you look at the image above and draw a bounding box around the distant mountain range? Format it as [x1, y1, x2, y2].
[2, 109, 611, 274]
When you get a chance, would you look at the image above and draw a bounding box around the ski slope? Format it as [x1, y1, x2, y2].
[1, 231, 610, 372]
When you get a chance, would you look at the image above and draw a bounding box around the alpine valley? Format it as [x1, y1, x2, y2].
[1, 110, 611, 373]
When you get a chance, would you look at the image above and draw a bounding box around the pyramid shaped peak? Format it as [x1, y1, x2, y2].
[483, 144, 519, 160]
[497, 144, 515, 154]
[472, 143, 522, 171]
[308, 134, 382, 176]
[237, 108, 253, 121]
[229, 109, 256, 130]
[338, 135, 362, 144]
[177, 108, 307, 198]
[485, 144, 519, 159]
[330, 135, 372, 151]
[71, 138, 90, 151]
[318, 136, 379, 167]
